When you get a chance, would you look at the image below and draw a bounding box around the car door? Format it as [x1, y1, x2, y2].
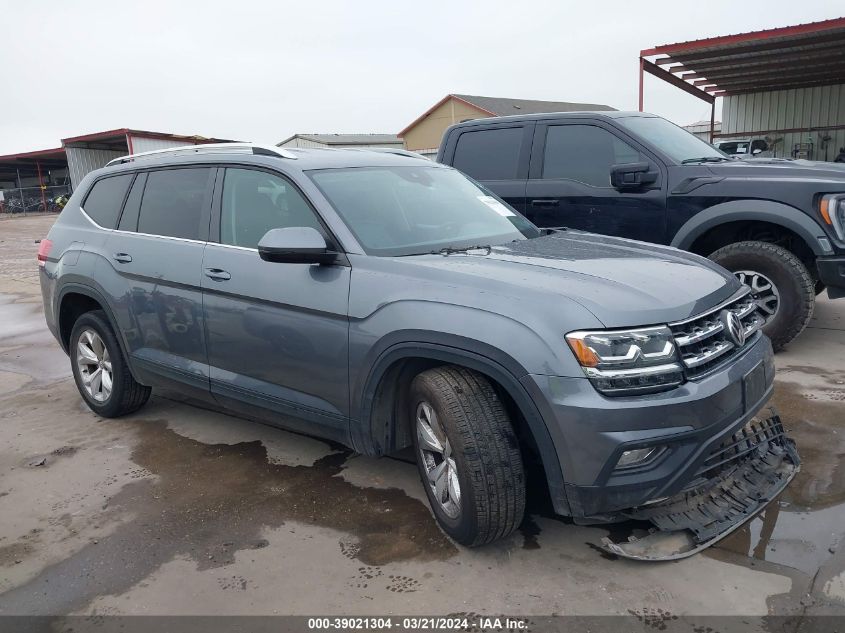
[447, 123, 533, 215]
[201, 166, 351, 444]
[525, 122, 668, 242]
[100, 166, 214, 400]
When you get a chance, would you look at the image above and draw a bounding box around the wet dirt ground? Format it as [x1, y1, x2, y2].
[0, 215, 843, 623]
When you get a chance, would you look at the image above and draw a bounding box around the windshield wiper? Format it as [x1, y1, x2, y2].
[434, 245, 492, 256]
[680, 156, 732, 164]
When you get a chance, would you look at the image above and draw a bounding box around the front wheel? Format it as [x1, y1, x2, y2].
[709, 241, 815, 351]
[410, 366, 525, 547]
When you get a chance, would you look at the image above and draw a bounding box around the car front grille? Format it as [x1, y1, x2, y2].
[694, 413, 787, 481]
[669, 288, 766, 378]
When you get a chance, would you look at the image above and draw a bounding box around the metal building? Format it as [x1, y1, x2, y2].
[639, 17, 845, 161]
[62, 129, 234, 189]
[277, 134, 403, 150]
[0, 128, 233, 214]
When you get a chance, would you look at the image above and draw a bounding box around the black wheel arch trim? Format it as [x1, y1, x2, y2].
[354, 336, 571, 516]
[55, 281, 142, 383]
[670, 200, 832, 257]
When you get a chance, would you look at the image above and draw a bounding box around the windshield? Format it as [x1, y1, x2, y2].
[617, 116, 728, 163]
[308, 166, 540, 256]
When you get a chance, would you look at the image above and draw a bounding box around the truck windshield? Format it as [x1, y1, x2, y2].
[618, 116, 729, 164]
[308, 165, 540, 256]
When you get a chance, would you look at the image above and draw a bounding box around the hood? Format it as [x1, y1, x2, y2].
[706, 157, 845, 181]
[405, 231, 740, 328]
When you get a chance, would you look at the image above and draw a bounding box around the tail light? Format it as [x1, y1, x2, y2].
[37, 239, 53, 267]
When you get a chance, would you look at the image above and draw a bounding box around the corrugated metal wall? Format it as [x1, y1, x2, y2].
[279, 137, 328, 149]
[130, 136, 197, 154]
[721, 84, 845, 160]
[66, 137, 206, 189]
[66, 147, 126, 189]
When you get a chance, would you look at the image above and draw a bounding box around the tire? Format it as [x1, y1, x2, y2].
[69, 310, 151, 417]
[409, 366, 525, 547]
[709, 241, 814, 351]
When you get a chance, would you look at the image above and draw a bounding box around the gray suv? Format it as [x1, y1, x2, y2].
[38, 144, 799, 560]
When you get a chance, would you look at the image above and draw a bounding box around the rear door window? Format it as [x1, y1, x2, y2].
[137, 168, 212, 240]
[82, 174, 133, 228]
[542, 124, 643, 186]
[452, 127, 523, 180]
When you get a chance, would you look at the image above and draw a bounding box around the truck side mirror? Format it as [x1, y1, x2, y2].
[610, 163, 658, 190]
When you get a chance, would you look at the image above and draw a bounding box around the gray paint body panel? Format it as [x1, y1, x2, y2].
[41, 148, 780, 520]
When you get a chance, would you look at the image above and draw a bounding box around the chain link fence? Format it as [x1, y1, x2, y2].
[0, 185, 71, 215]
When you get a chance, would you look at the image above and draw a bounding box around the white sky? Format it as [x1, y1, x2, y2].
[2, 0, 843, 155]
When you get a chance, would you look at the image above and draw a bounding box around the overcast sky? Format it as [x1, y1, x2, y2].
[2, 0, 843, 154]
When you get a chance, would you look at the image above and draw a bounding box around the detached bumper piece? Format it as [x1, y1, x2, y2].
[602, 410, 800, 561]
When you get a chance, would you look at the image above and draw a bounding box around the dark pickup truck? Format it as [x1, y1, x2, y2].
[438, 112, 845, 349]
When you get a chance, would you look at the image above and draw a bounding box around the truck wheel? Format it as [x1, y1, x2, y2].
[709, 241, 814, 351]
[70, 310, 151, 417]
[409, 366, 525, 547]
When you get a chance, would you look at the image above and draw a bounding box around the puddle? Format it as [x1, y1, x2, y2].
[709, 381, 845, 576]
[579, 379, 845, 574]
[0, 419, 456, 615]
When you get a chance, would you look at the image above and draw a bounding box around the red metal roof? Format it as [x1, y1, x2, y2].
[640, 17, 845, 97]
[62, 128, 234, 145]
[0, 147, 66, 162]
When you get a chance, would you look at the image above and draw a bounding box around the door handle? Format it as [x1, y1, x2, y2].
[530, 198, 560, 207]
[204, 268, 231, 281]
[113, 252, 132, 263]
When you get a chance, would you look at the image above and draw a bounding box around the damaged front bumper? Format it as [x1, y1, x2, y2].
[602, 409, 800, 561]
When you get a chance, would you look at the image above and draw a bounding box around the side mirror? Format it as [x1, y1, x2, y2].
[752, 148, 763, 155]
[257, 227, 336, 265]
[610, 162, 658, 190]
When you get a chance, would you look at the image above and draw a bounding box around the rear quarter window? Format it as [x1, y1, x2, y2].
[82, 174, 133, 228]
[452, 127, 523, 180]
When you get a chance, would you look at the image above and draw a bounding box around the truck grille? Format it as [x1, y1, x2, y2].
[695, 413, 787, 481]
[669, 288, 765, 378]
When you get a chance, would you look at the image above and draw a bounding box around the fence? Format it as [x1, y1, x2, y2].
[0, 185, 71, 215]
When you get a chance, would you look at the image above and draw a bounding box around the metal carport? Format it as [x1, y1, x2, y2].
[639, 17, 845, 150]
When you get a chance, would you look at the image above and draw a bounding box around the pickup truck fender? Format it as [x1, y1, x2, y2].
[670, 199, 832, 256]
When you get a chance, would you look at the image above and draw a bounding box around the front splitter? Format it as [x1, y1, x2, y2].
[601, 435, 800, 562]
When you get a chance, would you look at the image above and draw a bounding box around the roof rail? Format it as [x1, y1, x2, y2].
[106, 143, 297, 166]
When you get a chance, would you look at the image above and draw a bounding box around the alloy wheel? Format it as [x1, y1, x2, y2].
[735, 270, 780, 320]
[76, 329, 113, 403]
[416, 400, 461, 519]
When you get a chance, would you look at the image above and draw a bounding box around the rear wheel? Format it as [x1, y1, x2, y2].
[70, 310, 151, 417]
[709, 241, 814, 351]
[409, 366, 525, 547]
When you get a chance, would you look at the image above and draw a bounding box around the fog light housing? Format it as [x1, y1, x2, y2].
[616, 446, 664, 469]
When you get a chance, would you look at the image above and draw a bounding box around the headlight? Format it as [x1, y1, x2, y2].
[820, 194, 845, 241]
[565, 326, 684, 396]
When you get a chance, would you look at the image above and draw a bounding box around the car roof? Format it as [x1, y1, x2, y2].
[96, 145, 440, 178]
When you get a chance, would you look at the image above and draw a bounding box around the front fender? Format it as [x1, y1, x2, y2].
[353, 337, 571, 516]
[671, 199, 832, 256]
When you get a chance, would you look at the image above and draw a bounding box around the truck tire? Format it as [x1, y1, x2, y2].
[70, 310, 152, 417]
[409, 366, 525, 547]
[709, 241, 814, 351]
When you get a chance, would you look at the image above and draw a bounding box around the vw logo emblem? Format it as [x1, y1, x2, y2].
[721, 310, 745, 347]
